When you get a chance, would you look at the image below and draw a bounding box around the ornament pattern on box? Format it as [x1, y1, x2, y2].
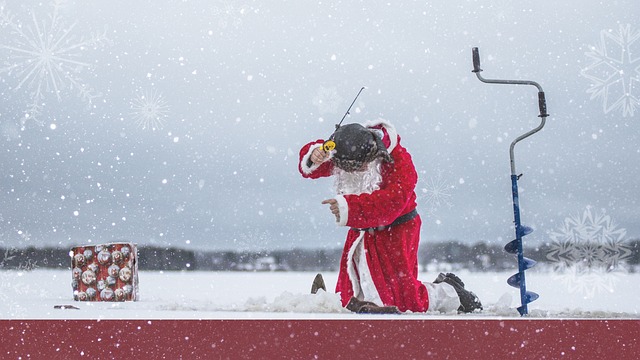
[71, 242, 138, 302]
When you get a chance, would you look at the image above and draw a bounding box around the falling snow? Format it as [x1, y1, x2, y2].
[211, 0, 248, 30]
[0, 1, 638, 325]
[313, 86, 344, 114]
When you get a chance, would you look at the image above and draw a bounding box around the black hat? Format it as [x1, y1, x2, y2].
[331, 123, 392, 172]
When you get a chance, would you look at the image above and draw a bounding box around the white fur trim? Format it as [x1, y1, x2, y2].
[300, 143, 323, 175]
[334, 195, 349, 226]
[345, 232, 383, 305]
[346, 232, 364, 298]
[362, 118, 398, 153]
[424, 282, 461, 313]
[355, 240, 383, 305]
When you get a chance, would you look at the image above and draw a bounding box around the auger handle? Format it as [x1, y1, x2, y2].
[538, 91, 548, 118]
[472, 47, 482, 73]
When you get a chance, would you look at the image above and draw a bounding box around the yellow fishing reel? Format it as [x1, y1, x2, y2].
[321, 87, 366, 154]
[322, 139, 336, 152]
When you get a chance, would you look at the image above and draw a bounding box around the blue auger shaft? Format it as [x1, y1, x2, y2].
[511, 175, 529, 315]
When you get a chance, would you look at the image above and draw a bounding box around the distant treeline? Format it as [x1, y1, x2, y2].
[1, 239, 639, 272]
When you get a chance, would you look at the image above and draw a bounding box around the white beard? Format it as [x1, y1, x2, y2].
[333, 159, 383, 196]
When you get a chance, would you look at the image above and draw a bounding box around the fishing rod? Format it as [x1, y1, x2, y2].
[322, 86, 366, 152]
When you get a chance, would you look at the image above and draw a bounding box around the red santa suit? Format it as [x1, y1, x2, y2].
[299, 119, 454, 313]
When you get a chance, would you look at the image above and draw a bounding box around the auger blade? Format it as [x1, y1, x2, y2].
[524, 291, 539, 303]
[507, 259, 536, 287]
[507, 272, 521, 288]
[504, 239, 519, 254]
[517, 225, 533, 237]
[522, 257, 537, 270]
[516, 291, 539, 315]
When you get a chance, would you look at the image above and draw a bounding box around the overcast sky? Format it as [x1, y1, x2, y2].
[1, 0, 638, 252]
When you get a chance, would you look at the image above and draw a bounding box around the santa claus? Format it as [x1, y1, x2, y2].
[299, 119, 482, 314]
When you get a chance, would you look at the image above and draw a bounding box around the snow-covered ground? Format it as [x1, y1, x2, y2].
[1, 269, 638, 319]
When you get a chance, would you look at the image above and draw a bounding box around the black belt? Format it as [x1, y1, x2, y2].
[351, 209, 418, 233]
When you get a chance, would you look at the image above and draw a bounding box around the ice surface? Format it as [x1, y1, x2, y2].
[1, 269, 638, 319]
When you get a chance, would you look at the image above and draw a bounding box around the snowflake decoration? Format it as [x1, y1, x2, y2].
[0, 247, 38, 317]
[581, 24, 640, 117]
[0, 228, 43, 317]
[1, 120, 21, 141]
[546, 206, 632, 299]
[17, 229, 31, 244]
[0, 0, 110, 126]
[130, 89, 170, 131]
[418, 170, 454, 215]
[0, 247, 17, 268]
[211, 1, 247, 30]
[233, 229, 271, 253]
[488, 0, 516, 23]
[1, 227, 33, 247]
[0, 274, 30, 317]
[312, 86, 343, 115]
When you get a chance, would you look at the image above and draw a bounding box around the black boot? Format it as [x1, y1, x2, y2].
[345, 297, 401, 314]
[311, 273, 326, 294]
[434, 273, 483, 313]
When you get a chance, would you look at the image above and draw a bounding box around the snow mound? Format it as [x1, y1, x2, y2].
[244, 290, 347, 313]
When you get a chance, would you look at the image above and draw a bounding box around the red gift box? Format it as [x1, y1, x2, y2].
[70, 242, 139, 301]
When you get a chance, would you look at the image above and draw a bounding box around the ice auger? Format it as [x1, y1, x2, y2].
[471, 47, 548, 315]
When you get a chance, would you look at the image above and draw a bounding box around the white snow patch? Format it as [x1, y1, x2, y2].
[1, 270, 638, 319]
